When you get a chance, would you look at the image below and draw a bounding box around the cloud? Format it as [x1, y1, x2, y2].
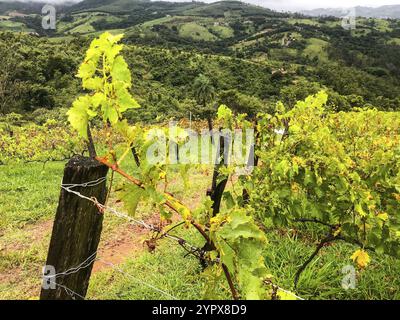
[1, 0, 81, 3]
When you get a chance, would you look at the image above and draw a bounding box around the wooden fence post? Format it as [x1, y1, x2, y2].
[40, 155, 108, 300]
[207, 129, 229, 216]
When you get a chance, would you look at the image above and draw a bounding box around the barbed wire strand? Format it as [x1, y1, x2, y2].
[47, 279, 87, 300]
[61, 182, 203, 253]
[42, 256, 178, 300]
[62, 177, 107, 188]
[44, 251, 97, 279]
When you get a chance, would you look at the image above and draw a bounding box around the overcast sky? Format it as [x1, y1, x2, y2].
[8, 0, 400, 11]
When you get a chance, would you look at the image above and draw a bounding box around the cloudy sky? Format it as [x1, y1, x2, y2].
[8, 0, 400, 11]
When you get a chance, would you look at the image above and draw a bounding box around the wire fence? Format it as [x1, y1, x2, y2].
[61, 179, 206, 256]
[42, 251, 178, 300]
[38, 177, 306, 301]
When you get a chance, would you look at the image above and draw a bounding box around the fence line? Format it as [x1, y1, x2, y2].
[41, 254, 179, 300]
[49, 280, 88, 300]
[44, 251, 97, 279]
[61, 180, 207, 255]
[56, 177, 305, 301]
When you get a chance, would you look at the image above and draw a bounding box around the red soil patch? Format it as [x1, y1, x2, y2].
[0, 220, 53, 253]
[93, 225, 144, 273]
[26, 220, 53, 242]
[92, 214, 166, 273]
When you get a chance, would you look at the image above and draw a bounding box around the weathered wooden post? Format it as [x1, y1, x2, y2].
[40, 155, 108, 300]
[207, 129, 229, 216]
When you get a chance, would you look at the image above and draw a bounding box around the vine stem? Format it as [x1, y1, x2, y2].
[222, 264, 239, 300]
[294, 233, 335, 289]
[105, 170, 114, 206]
[95, 155, 239, 300]
[86, 125, 97, 158]
[191, 221, 215, 250]
[96, 155, 143, 182]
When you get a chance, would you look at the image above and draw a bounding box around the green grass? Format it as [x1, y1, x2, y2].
[57, 12, 123, 35]
[0, 162, 64, 299]
[179, 22, 218, 42]
[263, 227, 400, 300]
[269, 48, 298, 60]
[67, 22, 96, 34]
[88, 228, 229, 300]
[0, 160, 220, 300]
[0, 20, 30, 32]
[287, 18, 320, 26]
[0, 162, 64, 229]
[140, 15, 177, 28]
[303, 38, 329, 62]
[209, 25, 234, 39]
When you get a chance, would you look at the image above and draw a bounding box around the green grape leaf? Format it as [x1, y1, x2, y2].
[67, 96, 94, 140]
[117, 184, 146, 216]
[112, 55, 131, 87]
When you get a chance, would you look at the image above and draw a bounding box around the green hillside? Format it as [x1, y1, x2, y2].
[0, 0, 400, 115]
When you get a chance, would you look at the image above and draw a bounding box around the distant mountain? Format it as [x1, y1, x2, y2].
[66, 0, 274, 16]
[301, 5, 400, 19]
[0, 0, 75, 15]
[65, 0, 200, 14]
[0, 1, 44, 15]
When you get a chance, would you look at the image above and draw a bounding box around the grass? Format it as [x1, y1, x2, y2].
[57, 12, 123, 35]
[209, 25, 234, 39]
[141, 16, 177, 28]
[287, 18, 320, 27]
[0, 162, 63, 229]
[263, 227, 400, 300]
[87, 228, 230, 300]
[0, 20, 30, 32]
[0, 159, 221, 300]
[1, 159, 400, 300]
[303, 38, 329, 62]
[179, 22, 218, 42]
[69, 24, 95, 34]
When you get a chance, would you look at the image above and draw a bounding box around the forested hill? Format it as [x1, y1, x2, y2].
[0, 0, 400, 121]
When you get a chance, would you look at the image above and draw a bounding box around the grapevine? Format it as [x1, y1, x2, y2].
[67, 32, 400, 299]
[67, 32, 278, 300]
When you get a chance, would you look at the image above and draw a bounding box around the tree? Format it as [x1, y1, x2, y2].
[0, 36, 20, 114]
[218, 89, 266, 117]
[193, 74, 216, 131]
